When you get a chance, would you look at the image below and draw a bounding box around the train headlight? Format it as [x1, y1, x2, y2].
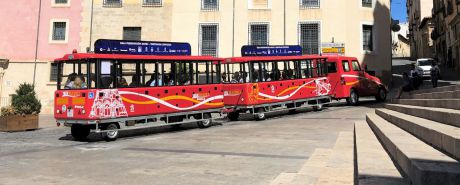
[56, 110, 61, 114]
[82, 109, 86, 114]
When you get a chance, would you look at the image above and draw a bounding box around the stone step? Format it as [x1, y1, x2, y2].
[408, 85, 460, 95]
[403, 90, 460, 99]
[269, 172, 298, 185]
[385, 104, 460, 127]
[392, 99, 460, 110]
[376, 108, 460, 160]
[291, 148, 333, 185]
[316, 132, 354, 185]
[366, 113, 460, 185]
[354, 121, 407, 185]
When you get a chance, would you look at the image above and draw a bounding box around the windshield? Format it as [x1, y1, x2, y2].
[418, 60, 434, 66]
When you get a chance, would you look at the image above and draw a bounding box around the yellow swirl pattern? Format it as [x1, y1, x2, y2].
[121, 95, 224, 106]
[256, 85, 316, 101]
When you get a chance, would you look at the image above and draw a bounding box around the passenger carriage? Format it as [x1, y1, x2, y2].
[54, 40, 224, 141]
[222, 46, 332, 121]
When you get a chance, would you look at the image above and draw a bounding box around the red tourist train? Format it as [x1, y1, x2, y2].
[54, 40, 386, 141]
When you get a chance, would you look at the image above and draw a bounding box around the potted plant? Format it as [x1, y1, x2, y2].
[0, 83, 41, 132]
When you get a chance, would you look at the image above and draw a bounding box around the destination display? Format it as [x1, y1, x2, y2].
[94, 39, 192, 56]
[241, 45, 303, 56]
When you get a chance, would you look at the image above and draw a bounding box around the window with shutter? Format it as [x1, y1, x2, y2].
[123, 27, 142, 41]
[298, 22, 320, 54]
[199, 24, 219, 57]
[249, 23, 269, 46]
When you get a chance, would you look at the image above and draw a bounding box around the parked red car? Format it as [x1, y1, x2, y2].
[326, 56, 387, 105]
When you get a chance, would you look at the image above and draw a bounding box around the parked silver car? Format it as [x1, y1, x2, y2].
[415, 58, 439, 78]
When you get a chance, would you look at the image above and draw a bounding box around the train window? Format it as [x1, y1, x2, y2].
[300, 60, 313, 79]
[224, 62, 248, 83]
[210, 62, 220, 84]
[352, 60, 361, 71]
[264, 61, 274, 82]
[144, 62, 159, 87]
[194, 62, 208, 85]
[177, 62, 192, 86]
[327, 62, 337, 73]
[342, 60, 350, 72]
[89, 62, 96, 89]
[57, 60, 92, 90]
[316, 59, 327, 77]
[251, 62, 261, 82]
[161, 62, 175, 86]
[116, 62, 139, 88]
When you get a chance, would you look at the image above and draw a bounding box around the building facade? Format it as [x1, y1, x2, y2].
[392, 22, 411, 58]
[0, 0, 391, 113]
[432, 0, 460, 72]
[407, 0, 434, 59]
[81, 0, 391, 80]
[0, 0, 82, 113]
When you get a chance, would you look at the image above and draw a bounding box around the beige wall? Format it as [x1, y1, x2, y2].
[81, 0, 391, 77]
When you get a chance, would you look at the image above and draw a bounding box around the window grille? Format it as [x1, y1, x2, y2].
[363, 25, 373, 51]
[199, 24, 219, 57]
[103, 0, 122, 7]
[55, 0, 68, 4]
[52, 22, 67, 41]
[202, 0, 219, 10]
[143, 0, 162, 7]
[123, 27, 142, 41]
[249, 23, 269, 46]
[298, 22, 320, 54]
[362, 0, 372, 7]
[300, 0, 320, 8]
[50, 63, 58, 82]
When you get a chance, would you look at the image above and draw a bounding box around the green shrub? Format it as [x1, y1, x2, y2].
[11, 83, 41, 115]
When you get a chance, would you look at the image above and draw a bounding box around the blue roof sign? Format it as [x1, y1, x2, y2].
[241, 45, 303, 57]
[94, 39, 192, 56]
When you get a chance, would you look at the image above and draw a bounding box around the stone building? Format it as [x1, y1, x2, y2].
[81, 0, 392, 82]
[432, 0, 460, 72]
[0, 0, 392, 113]
[407, 0, 434, 59]
[0, 0, 82, 113]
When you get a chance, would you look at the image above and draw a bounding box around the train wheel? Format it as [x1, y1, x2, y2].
[313, 104, 323, 111]
[287, 103, 296, 114]
[197, 113, 212, 128]
[228, 111, 240, 121]
[346, 89, 359, 106]
[254, 108, 266, 121]
[71, 124, 90, 141]
[104, 123, 119, 142]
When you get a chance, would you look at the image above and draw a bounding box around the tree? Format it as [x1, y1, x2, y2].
[11, 83, 41, 115]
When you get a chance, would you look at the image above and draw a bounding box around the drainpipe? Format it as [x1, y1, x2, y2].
[283, 0, 286, 45]
[33, 0, 43, 87]
[89, 0, 95, 52]
[232, 0, 235, 56]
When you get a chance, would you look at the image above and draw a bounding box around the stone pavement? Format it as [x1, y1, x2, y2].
[0, 102, 378, 185]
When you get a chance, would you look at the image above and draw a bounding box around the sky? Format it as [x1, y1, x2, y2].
[391, 0, 407, 23]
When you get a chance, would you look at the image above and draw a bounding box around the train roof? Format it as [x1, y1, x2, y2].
[225, 55, 328, 63]
[54, 53, 223, 62]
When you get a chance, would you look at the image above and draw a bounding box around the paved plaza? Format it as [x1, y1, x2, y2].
[0, 101, 379, 185]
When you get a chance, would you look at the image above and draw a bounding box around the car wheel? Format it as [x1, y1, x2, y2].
[346, 89, 359, 106]
[375, 87, 387, 102]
